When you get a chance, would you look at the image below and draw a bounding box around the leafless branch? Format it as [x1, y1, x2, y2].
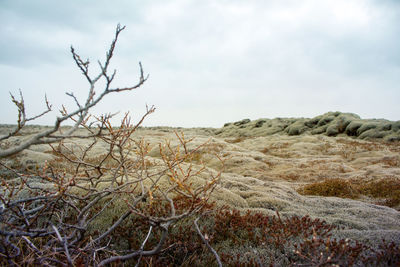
[97, 222, 171, 267]
[0, 24, 221, 266]
[0, 24, 147, 158]
[134, 225, 153, 267]
[52, 225, 73, 266]
[194, 215, 222, 267]
[0, 91, 52, 142]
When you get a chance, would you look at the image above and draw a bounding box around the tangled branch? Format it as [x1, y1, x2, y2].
[0, 24, 148, 158]
[0, 24, 222, 266]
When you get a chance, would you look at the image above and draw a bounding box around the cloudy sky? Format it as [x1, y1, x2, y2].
[1, 0, 399, 127]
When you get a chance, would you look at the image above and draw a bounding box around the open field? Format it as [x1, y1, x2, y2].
[1, 112, 400, 265]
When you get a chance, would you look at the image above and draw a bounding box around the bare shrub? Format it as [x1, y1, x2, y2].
[0, 25, 221, 266]
[1, 24, 399, 267]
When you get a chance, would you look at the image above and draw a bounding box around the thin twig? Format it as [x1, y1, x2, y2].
[194, 216, 222, 267]
[135, 226, 153, 267]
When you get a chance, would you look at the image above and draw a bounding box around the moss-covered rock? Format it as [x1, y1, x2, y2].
[217, 112, 400, 141]
[234, 119, 251, 126]
[336, 114, 355, 133]
[345, 121, 363, 136]
[392, 121, 400, 132]
[311, 125, 328, 135]
[378, 123, 392, 131]
[254, 120, 266, 128]
[357, 122, 379, 136]
[326, 125, 340, 136]
[384, 134, 400, 142]
[359, 129, 388, 140]
[263, 124, 288, 135]
[317, 115, 335, 127]
[285, 120, 308, 136]
[304, 116, 320, 128]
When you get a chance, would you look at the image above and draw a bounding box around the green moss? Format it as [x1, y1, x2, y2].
[216, 113, 400, 141]
[384, 134, 400, 142]
[285, 120, 308, 136]
[336, 114, 354, 132]
[305, 116, 321, 128]
[378, 123, 392, 131]
[357, 122, 379, 136]
[345, 121, 363, 136]
[359, 129, 388, 140]
[326, 124, 340, 136]
[317, 115, 335, 126]
[254, 119, 266, 128]
[392, 121, 400, 132]
[233, 119, 251, 127]
[311, 125, 328, 135]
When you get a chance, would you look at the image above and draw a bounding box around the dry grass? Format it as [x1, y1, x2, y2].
[298, 177, 400, 209]
[297, 178, 359, 199]
[360, 178, 400, 208]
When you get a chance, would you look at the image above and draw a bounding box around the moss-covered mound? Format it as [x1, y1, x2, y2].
[216, 112, 400, 141]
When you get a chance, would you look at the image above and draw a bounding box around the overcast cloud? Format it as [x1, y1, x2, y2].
[1, 0, 399, 127]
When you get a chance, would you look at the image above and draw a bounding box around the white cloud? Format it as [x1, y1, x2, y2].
[1, 0, 399, 127]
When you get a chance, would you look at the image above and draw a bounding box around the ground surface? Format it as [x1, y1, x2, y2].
[1, 117, 400, 247]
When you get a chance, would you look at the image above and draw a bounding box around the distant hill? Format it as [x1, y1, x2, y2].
[216, 111, 400, 141]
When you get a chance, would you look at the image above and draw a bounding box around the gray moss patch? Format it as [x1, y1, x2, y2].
[216, 112, 400, 141]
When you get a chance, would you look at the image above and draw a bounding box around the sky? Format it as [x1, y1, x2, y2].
[1, 0, 399, 128]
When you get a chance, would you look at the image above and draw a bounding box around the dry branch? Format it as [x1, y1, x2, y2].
[0, 25, 222, 266]
[0, 24, 148, 158]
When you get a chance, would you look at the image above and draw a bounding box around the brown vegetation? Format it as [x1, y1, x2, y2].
[298, 177, 400, 209]
[105, 203, 400, 266]
[298, 178, 359, 199]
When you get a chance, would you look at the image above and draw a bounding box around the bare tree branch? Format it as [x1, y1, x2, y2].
[194, 216, 222, 267]
[0, 91, 52, 142]
[0, 24, 147, 158]
[0, 24, 221, 266]
[97, 222, 171, 267]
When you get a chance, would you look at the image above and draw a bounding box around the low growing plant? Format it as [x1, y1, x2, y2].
[297, 177, 400, 209]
